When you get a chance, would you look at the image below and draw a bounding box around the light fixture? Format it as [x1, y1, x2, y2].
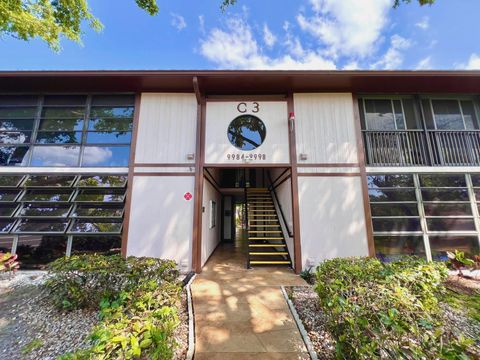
[299, 153, 308, 160]
[187, 153, 195, 160]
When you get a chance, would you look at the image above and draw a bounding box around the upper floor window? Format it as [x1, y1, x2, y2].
[0, 95, 134, 167]
[422, 99, 479, 130]
[360, 98, 419, 130]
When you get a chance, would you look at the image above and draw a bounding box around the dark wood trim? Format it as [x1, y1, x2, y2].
[133, 163, 195, 167]
[192, 94, 206, 273]
[193, 76, 201, 105]
[272, 173, 292, 190]
[204, 163, 291, 168]
[297, 163, 359, 168]
[204, 168, 221, 189]
[121, 93, 141, 258]
[298, 173, 361, 177]
[204, 173, 222, 194]
[287, 93, 302, 274]
[270, 168, 291, 187]
[352, 94, 375, 257]
[132, 172, 195, 176]
[206, 95, 287, 102]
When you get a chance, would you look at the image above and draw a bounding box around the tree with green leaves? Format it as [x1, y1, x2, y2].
[0, 0, 435, 51]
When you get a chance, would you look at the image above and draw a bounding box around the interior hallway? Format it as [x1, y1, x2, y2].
[191, 236, 309, 359]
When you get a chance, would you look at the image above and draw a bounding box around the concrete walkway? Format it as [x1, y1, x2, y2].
[191, 242, 309, 359]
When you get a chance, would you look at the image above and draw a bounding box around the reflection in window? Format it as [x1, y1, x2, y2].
[21, 190, 73, 202]
[81, 146, 130, 167]
[0, 220, 16, 232]
[374, 236, 426, 262]
[24, 175, 76, 187]
[0, 236, 14, 252]
[19, 204, 72, 217]
[0, 146, 30, 166]
[74, 190, 125, 203]
[71, 236, 121, 256]
[0, 190, 22, 201]
[30, 145, 80, 166]
[72, 205, 123, 218]
[69, 219, 122, 233]
[77, 175, 127, 188]
[429, 236, 479, 261]
[0, 95, 133, 167]
[430, 99, 479, 130]
[0, 175, 24, 187]
[15, 219, 69, 233]
[15, 235, 67, 269]
[0, 204, 19, 217]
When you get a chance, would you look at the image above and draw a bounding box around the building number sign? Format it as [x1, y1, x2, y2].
[226, 102, 267, 161]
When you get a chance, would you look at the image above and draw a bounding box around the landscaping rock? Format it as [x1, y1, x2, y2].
[289, 286, 336, 360]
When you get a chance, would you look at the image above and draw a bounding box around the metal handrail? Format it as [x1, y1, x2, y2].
[267, 172, 294, 237]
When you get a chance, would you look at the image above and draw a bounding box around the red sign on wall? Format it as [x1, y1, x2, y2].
[184, 192, 193, 201]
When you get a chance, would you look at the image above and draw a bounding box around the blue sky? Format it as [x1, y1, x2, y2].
[1, 0, 479, 70]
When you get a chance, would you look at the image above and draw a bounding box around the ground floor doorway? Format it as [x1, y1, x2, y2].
[201, 167, 295, 270]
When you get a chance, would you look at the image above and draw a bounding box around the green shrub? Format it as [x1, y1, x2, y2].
[315, 256, 474, 359]
[51, 255, 182, 360]
[45, 254, 178, 310]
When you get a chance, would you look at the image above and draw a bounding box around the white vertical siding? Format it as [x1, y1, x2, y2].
[201, 180, 222, 266]
[298, 176, 368, 268]
[127, 175, 195, 271]
[205, 101, 289, 164]
[135, 93, 197, 164]
[294, 93, 358, 164]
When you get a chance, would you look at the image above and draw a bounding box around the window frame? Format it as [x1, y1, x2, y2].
[362, 97, 409, 131]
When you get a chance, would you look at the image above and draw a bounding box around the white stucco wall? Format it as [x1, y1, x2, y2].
[135, 93, 197, 164]
[201, 179, 222, 266]
[126, 175, 194, 272]
[298, 176, 369, 268]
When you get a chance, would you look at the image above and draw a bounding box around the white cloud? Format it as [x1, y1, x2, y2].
[199, 18, 335, 70]
[263, 24, 277, 48]
[415, 56, 433, 70]
[170, 13, 187, 31]
[297, 0, 391, 58]
[198, 15, 205, 34]
[371, 34, 411, 70]
[415, 16, 429, 30]
[463, 53, 480, 70]
[343, 61, 359, 70]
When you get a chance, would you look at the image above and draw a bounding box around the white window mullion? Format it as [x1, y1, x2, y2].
[413, 173, 432, 261]
[466, 174, 480, 250]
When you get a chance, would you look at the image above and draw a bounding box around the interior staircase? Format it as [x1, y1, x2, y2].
[246, 188, 292, 267]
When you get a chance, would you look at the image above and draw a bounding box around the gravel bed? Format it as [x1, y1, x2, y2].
[289, 283, 480, 360]
[288, 286, 336, 360]
[173, 289, 189, 360]
[0, 272, 190, 360]
[0, 274, 98, 360]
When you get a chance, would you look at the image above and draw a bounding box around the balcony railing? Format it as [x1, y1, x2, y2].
[363, 130, 480, 167]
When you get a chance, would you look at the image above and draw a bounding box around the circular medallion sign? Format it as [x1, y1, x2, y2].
[227, 115, 266, 151]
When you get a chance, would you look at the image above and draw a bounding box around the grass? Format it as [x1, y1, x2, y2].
[443, 289, 480, 323]
[21, 339, 43, 355]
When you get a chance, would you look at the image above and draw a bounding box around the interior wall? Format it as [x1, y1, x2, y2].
[298, 176, 369, 268]
[268, 168, 294, 265]
[201, 178, 222, 266]
[127, 175, 194, 272]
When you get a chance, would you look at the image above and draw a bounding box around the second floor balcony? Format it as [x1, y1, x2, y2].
[360, 97, 480, 167]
